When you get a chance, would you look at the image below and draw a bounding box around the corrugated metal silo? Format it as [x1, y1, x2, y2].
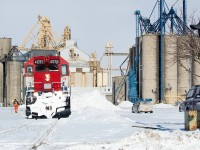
[85, 73, 93, 87]
[102, 72, 107, 87]
[97, 72, 103, 87]
[6, 61, 21, 106]
[74, 72, 82, 87]
[140, 34, 159, 101]
[97, 72, 107, 87]
[0, 63, 3, 105]
[164, 35, 178, 103]
[0, 38, 11, 59]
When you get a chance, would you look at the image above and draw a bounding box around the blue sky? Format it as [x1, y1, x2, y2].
[0, 0, 199, 60]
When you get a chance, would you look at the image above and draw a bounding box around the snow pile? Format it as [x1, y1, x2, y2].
[153, 103, 176, 108]
[71, 90, 120, 111]
[43, 129, 200, 150]
[115, 129, 200, 150]
[50, 91, 133, 143]
[68, 91, 131, 123]
[118, 101, 133, 109]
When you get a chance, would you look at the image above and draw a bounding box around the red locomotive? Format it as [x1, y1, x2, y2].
[24, 55, 71, 119]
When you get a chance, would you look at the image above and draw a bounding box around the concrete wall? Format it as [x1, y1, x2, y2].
[0, 38, 11, 59]
[193, 60, 200, 85]
[140, 34, 159, 101]
[177, 37, 190, 98]
[164, 35, 178, 98]
[0, 63, 3, 105]
[128, 34, 192, 105]
[112, 76, 127, 104]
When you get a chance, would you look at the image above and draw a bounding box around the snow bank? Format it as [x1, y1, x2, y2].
[69, 91, 126, 123]
[115, 129, 200, 150]
[118, 101, 177, 109]
[50, 91, 133, 143]
[118, 101, 133, 108]
[153, 103, 176, 108]
[71, 90, 120, 111]
[44, 129, 200, 150]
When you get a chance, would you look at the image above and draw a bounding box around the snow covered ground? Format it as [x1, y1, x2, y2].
[0, 91, 200, 150]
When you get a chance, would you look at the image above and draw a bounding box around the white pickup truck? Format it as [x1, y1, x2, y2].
[132, 100, 153, 113]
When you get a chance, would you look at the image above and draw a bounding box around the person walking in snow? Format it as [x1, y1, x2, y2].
[13, 99, 19, 113]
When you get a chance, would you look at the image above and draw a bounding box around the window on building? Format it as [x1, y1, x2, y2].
[76, 68, 82, 72]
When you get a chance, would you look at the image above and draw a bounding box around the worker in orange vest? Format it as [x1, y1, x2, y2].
[13, 99, 19, 113]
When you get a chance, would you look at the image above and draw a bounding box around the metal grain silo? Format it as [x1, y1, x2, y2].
[0, 63, 3, 105]
[74, 72, 82, 87]
[85, 72, 93, 87]
[0, 38, 11, 59]
[140, 34, 159, 101]
[6, 61, 21, 106]
[97, 72, 107, 87]
[164, 35, 178, 104]
[97, 72, 103, 87]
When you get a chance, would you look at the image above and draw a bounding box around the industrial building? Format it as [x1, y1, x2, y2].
[0, 16, 112, 106]
[136, 34, 197, 104]
[59, 40, 108, 88]
[0, 0, 199, 107]
[0, 38, 22, 106]
[122, 0, 200, 105]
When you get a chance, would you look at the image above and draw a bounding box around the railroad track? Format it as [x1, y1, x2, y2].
[30, 119, 59, 150]
[0, 120, 34, 136]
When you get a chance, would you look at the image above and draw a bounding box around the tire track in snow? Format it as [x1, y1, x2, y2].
[30, 119, 59, 150]
[0, 120, 34, 136]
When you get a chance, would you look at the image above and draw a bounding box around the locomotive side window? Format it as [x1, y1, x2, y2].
[27, 65, 33, 75]
[61, 65, 68, 75]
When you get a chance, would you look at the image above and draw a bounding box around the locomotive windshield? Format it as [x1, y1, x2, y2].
[48, 64, 58, 70]
[35, 65, 46, 71]
[35, 64, 58, 71]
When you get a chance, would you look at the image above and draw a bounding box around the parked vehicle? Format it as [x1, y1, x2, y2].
[178, 102, 185, 112]
[179, 85, 200, 112]
[132, 100, 153, 113]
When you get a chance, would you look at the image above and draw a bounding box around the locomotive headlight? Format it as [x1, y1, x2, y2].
[45, 74, 50, 82]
